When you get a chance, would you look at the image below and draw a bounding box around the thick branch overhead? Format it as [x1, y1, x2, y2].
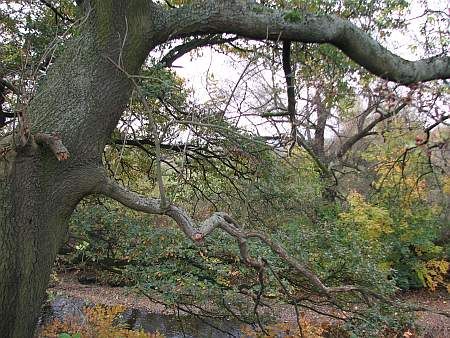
[158, 1, 449, 84]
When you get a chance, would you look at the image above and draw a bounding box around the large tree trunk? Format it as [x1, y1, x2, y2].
[0, 157, 76, 336]
[0, 1, 154, 336]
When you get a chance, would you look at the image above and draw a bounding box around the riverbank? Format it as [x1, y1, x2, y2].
[43, 272, 449, 337]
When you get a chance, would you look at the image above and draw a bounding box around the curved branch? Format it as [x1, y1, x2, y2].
[95, 175, 450, 319]
[160, 34, 237, 67]
[96, 176, 362, 296]
[158, 1, 449, 84]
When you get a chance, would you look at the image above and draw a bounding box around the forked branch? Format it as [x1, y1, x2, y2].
[96, 176, 450, 319]
[97, 176, 372, 297]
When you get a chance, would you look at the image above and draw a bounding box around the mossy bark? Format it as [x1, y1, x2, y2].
[0, 1, 155, 336]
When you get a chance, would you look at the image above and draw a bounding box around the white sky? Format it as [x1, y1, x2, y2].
[174, 0, 448, 95]
[169, 0, 448, 139]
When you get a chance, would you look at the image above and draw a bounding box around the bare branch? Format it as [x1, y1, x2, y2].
[0, 79, 20, 96]
[160, 35, 237, 67]
[97, 176, 353, 296]
[337, 102, 408, 159]
[282, 41, 296, 124]
[106, 55, 169, 209]
[112, 139, 204, 152]
[96, 175, 450, 319]
[39, 0, 75, 23]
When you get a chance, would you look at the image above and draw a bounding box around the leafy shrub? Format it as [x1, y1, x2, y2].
[354, 126, 450, 291]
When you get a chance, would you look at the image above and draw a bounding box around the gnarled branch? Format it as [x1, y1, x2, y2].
[158, 1, 449, 84]
[96, 175, 370, 296]
[336, 102, 408, 159]
[95, 175, 450, 320]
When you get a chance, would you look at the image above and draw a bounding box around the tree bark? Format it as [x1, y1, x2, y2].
[0, 1, 156, 336]
[0, 153, 86, 336]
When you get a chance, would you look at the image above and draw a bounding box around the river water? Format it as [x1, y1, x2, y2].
[39, 296, 243, 338]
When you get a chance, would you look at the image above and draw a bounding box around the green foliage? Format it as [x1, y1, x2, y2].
[344, 303, 415, 338]
[284, 10, 304, 23]
[58, 333, 80, 338]
[69, 200, 158, 267]
[1, 0, 77, 75]
[68, 196, 415, 336]
[1, 0, 447, 336]
[46, 0, 448, 334]
[278, 208, 394, 294]
[350, 123, 449, 290]
[167, 146, 324, 230]
[66, 118, 448, 335]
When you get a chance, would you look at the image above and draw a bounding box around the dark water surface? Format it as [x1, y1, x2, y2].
[39, 296, 243, 338]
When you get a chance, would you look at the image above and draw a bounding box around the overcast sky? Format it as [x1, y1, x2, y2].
[168, 0, 448, 139]
[173, 0, 448, 100]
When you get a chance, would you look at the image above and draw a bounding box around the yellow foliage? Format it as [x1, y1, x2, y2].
[340, 192, 393, 239]
[362, 125, 431, 207]
[41, 305, 164, 338]
[416, 259, 449, 291]
[442, 176, 450, 195]
[374, 163, 427, 208]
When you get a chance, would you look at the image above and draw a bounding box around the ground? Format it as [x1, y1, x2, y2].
[44, 272, 449, 337]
